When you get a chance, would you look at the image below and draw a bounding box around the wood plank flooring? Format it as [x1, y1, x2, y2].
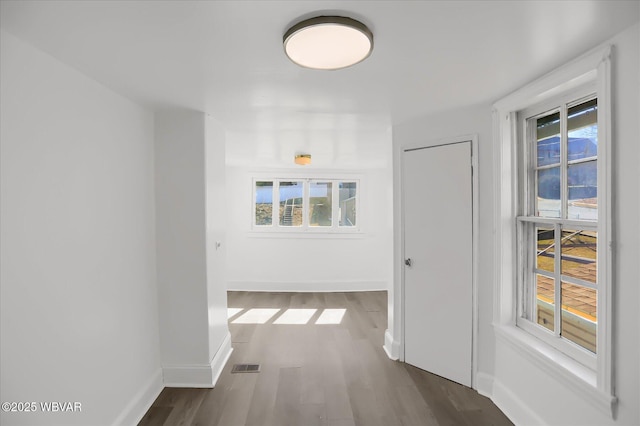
[139, 291, 512, 426]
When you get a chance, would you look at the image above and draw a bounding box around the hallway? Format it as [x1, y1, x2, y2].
[140, 292, 511, 426]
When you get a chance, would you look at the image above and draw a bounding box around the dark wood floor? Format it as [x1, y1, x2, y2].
[139, 291, 512, 426]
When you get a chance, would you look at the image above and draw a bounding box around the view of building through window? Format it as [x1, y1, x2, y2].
[309, 181, 332, 227]
[339, 182, 357, 226]
[535, 228, 597, 352]
[524, 96, 598, 354]
[535, 99, 598, 220]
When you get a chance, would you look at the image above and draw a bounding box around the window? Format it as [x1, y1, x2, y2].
[493, 45, 613, 409]
[254, 178, 358, 232]
[278, 181, 303, 227]
[517, 92, 600, 367]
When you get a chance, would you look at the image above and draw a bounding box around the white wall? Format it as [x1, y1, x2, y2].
[389, 105, 495, 376]
[0, 30, 161, 426]
[225, 129, 394, 292]
[155, 110, 232, 387]
[155, 111, 209, 367]
[205, 115, 232, 368]
[491, 23, 640, 426]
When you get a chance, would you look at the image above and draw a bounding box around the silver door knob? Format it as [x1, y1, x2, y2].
[404, 258, 412, 266]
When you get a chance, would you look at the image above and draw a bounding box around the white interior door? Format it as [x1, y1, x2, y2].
[403, 141, 473, 387]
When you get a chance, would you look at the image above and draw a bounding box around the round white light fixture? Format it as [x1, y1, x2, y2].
[283, 16, 373, 70]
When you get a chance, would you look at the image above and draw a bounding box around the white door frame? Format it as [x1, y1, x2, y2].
[396, 134, 479, 389]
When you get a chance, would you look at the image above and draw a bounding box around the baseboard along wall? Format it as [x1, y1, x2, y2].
[226, 280, 388, 293]
[112, 369, 164, 426]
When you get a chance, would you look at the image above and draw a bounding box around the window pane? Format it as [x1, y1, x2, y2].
[536, 227, 554, 273]
[536, 274, 554, 332]
[567, 161, 597, 220]
[255, 181, 273, 226]
[561, 230, 597, 283]
[568, 99, 597, 161]
[279, 181, 303, 227]
[561, 282, 597, 353]
[536, 167, 560, 218]
[339, 182, 357, 227]
[536, 111, 560, 167]
[309, 181, 332, 227]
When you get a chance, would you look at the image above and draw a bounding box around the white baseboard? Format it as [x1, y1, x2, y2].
[383, 329, 400, 360]
[475, 371, 494, 398]
[492, 378, 546, 426]
[226, 280, 388, 292]
[162, 332, 233, 388]
[210, 331, 233, 386]
[112, 368, 163, 426]
[162, 363, 216, 388]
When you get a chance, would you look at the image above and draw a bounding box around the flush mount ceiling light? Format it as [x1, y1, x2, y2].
[283, 16, 373, 70]
[294, 154, 311, 165]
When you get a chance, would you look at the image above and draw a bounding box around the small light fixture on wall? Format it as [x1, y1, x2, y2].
[295, 154, 311, 166]
[283, 16, 373, 70]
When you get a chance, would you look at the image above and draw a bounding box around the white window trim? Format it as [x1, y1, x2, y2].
[492, 45, 614, 414]
[516, 84, 599, 371]
[251, 176, 362, 235]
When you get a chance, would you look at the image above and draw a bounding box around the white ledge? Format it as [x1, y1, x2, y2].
[494, 324, 617, 417]
[248, 230, 365, 239]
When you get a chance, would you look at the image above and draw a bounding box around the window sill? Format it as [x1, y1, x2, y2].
[494, 324, 616, 416]
[248, 229, 365, 239]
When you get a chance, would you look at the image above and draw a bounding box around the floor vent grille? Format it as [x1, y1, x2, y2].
[231, 364, 261, 373]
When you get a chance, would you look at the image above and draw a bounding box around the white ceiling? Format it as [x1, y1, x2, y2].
[1, 1, 638, 139]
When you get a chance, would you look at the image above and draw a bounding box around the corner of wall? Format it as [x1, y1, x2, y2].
[383, 329, 400, 360]
[474, 371, 494, 398]
[475, 371, 548, 426]
[111, 369, 164, 426]
[491, 378, 546, 426]
[162, 331, 233, 388]
[162, 365, 215, 388]
[210, 331, 233, 386]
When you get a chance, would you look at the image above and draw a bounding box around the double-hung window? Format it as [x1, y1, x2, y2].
[493, 45, 613, 407]
[253, 178, 358, 232]
[517, 90, 600, 368]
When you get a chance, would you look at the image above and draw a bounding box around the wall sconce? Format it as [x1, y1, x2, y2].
[295, 154, 311, 166]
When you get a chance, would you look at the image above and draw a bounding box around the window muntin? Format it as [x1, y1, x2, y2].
[519, 92, 600, 363]
[253, 178, 358, 232]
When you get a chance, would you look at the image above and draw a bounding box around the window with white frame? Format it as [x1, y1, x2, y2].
[517, 89, 601, 368]
[493, 44, 613, 405]
[253, 179, 358, 231]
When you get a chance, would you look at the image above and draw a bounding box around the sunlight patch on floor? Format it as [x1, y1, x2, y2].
[273, 308, 317, 324]
[227, 307, 244, 319]
[232, 308, 281, 324]
[315, 308, 347, 324]
[229, 307, 348, 325]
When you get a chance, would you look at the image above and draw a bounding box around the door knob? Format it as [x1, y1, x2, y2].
[404, 258, 412, 267]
